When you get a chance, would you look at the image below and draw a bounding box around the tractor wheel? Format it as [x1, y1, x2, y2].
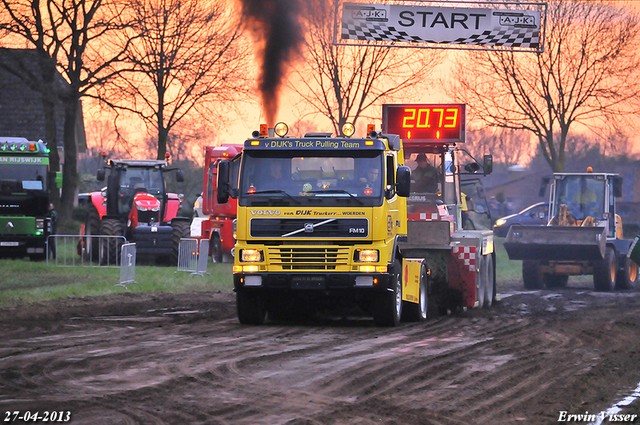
[84, 205, 101, 262]
[616, 256, 639, 290]
[373, 259, 403, 327]
[483, 253, 495, 308]
[594, 246, 616, 291]
[522, 260, 544, 289]
[402, 263, 428, 322]
[236, 290, 266, 325]
[99, 218, 124, 266]
[210, 234, 223, 263]
[170, 219, 191, 266]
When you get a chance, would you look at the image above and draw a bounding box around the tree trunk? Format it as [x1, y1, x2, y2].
[58, 97, 79, 227]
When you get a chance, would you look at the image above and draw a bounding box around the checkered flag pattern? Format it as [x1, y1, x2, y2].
[453, 246, 477, 272]
[341, 22, 540, 49]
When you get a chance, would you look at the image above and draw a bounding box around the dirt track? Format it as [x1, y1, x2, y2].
[1, 278, 640, 425]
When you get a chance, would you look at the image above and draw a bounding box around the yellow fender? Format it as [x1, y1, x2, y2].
[402, 258, 426, 304]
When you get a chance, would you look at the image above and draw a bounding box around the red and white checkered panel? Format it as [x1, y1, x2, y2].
[453, 246, 477, 272]
[419, 212, 440, 221]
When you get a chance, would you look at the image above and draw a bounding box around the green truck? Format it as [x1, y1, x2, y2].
[0, 137, 60, 261]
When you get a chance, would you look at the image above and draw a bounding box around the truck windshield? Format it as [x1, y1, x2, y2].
[0, 163, 48, 194]
[239, 151, 384, 207]
[554, 175, 605, 221]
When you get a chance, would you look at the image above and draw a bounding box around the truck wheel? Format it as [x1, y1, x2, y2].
[402, 263, 428, 322]
[594, 246, 616, 291]
[170, 219, 190, 265]
[616, 256, 639, 290]
[522, 260, 544, 289]
[476, 255, 487, 308]
[100, 218, 124, 265]
[237, 290, 266, 325]
[373, 259, 402, 326]
[210, 234, 223, 263]
[84, 205, 101, 262]
[543, 274, 568, 289]
[483, 254, 495, 308]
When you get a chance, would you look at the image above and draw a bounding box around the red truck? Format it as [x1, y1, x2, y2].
[191, 144, 243, 262]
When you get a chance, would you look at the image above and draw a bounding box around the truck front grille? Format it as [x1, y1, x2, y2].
[268, 247, 350, 270]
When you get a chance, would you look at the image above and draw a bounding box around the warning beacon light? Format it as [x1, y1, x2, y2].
[342, 122, 355, 138]
[274, 122, 289, 137]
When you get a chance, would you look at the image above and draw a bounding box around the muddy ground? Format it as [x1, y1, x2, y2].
[1, 277, 640, 425]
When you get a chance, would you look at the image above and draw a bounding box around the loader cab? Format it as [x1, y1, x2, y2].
[550, 173, 614, 236]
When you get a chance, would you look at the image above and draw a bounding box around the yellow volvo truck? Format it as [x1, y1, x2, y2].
[217, 123, 428, 326]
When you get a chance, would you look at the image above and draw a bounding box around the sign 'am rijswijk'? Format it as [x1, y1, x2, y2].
[339, 2, 546, 52]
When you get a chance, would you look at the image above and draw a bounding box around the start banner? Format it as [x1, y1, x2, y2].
[339, 2, 545, 52]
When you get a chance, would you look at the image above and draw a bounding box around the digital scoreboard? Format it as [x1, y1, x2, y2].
[382, 104, 466, 143]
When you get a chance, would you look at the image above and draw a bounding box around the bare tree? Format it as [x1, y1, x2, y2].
[291, 0, 444, 136]
[0, 0, 134, 224]
[102, 0, 252, 160]
[448, 0, 640, 172]
[466, 128, 534, 167]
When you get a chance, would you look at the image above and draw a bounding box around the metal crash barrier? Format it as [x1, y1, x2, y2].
[118, 243, 137, 287]
[47, 234, 128, 267]
[176, 238, 209, 276]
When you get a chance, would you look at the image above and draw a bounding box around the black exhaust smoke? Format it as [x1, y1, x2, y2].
[239, 0, 304, 127]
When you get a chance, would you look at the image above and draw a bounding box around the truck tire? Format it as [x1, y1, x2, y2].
[476, 255, 487, 308]
[616, 256, 639, 290]
[543, 274, 568, 289]
[402, 263, 428, 322]
[594, 246, 616, 291]
[84, 205, 101, 262]
[100, 218, 124, 265]
[522, 260, 544, 289]
[373, 259, 402, 327]
[237, 290, 266, 325]
[170, 219, 190, 266]
[210, 234, 223, 263]
[483, 253, 495, 308]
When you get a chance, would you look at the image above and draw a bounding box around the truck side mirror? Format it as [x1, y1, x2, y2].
[217, 160, 230, 204]
[396, 166, 411, 197]
[97, 169, 105, 181]
[483, 155, 493, 175]
[176, 170, 185, 183]
[612, 176, 623, 198]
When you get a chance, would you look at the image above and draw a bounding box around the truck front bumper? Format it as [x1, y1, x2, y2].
[234, 272, 393, 293]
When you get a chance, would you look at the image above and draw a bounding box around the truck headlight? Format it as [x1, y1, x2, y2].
[241, 249, 263, 262]
[495, 218, 506, 226]
[357, 249, 379, 262]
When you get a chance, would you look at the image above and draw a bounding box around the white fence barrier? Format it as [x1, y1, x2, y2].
[176, 238, 198, 273]
[176, 238, 209, 276]
[196, 239, 210, 276]
[118, 243, 137, 286]
[47, 234, 127, 268]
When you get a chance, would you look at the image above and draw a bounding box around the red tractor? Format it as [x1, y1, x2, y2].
[81, 155, 190, 264]
[191, 144, 242, 262]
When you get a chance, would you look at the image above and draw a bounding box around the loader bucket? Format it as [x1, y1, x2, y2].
[503, 225, 607, 261]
